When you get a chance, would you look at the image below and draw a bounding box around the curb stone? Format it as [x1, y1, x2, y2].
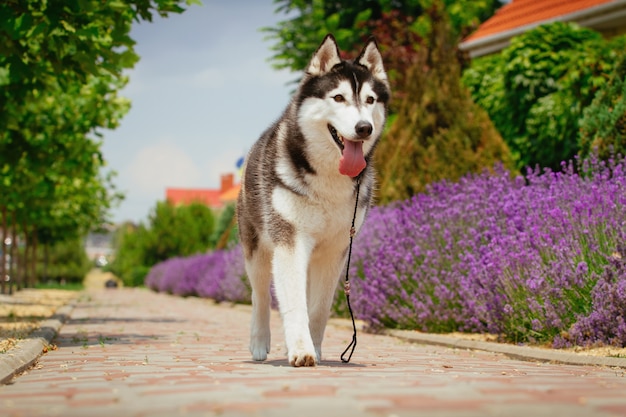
[0, 301, 76, 384]
[328, 318, 626, 369]
[387, 329, 626, 369]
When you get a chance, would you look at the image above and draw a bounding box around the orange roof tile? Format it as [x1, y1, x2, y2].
[166, 188, 223, 209]
[219, 183, 241, 203]
[464, 0, 615, 42]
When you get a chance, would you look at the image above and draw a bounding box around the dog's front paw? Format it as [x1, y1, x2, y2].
[250, 335, 270, 361]
[288, 348, 317, 367]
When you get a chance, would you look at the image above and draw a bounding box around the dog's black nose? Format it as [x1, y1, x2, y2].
[355, 121, 373, 138]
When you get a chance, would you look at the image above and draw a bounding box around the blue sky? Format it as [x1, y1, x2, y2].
[101, 0, 294, 224]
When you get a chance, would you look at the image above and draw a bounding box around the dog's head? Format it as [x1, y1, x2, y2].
[297, 34, 390, 178]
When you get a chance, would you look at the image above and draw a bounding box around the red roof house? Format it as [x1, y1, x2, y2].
[165, 188, 222, 208]
[166, 173, 239, 210]
[460, 0, 626, 57]
[219, 183, 241, 205]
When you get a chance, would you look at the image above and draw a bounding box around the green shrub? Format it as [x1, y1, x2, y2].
[127, 265, 151, 287]
[210, 203, 239, 249]
[105, 222, 150, 286]
[38, 237, 91, 284]
[107, 201, 218, 287]
[579, 52, 626, 159]
[144, 201, 215, 264]
[463, 22, 626, 170]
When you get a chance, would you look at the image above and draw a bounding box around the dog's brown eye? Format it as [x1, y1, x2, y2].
[333, 94, 345, 103]
[366, 96, 375, 104]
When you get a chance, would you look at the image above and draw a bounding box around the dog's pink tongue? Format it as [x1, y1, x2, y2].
[339, 140, 366, 177]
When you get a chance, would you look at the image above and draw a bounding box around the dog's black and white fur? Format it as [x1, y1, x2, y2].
[237, 34, 390, 367]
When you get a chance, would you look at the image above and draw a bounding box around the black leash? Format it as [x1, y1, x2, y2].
[341, 176, 361, 363]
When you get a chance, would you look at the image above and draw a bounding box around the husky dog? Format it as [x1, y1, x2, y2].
[237, 34, 390, 367]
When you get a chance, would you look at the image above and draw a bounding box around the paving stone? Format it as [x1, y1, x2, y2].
[1, 288, 625, 416]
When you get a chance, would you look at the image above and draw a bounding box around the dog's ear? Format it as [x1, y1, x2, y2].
[306, 34, 341, 76]
[356, 37, 388, 85]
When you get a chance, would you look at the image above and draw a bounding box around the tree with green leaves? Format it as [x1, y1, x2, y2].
[376, 3, 512, 203]
[264, 0, 501, 111]
[107, 201, 217, 287]
[0, 0, 198, 291]
[106, 222, 151, 287]
[263, 0, 502, 73]
[264, 0, 509, 204]
[37, 236, 92, 284]
[144, 201, 216, 264]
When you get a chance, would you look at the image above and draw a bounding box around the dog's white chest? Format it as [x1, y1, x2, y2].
[271, 183, 362, 243]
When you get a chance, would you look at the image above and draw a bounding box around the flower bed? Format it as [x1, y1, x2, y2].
[145, 246, 250, 303]
[146, 155, 626, 348]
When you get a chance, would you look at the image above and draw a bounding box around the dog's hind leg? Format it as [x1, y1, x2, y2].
[272, 238, 317, 367]
[247, 249, 272, 361]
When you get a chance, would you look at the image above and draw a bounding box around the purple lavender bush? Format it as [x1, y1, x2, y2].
[560, 245, 626, 347]
[148, 154, 626, 348]
[195, 246, 250, 303]
[144, 257, 186, 294]
[145, 245, 250, 303]
[346, 155, 626, 347]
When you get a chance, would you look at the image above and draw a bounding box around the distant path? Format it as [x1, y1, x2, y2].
[1, 288, 625, 417]
[83, 268, 123, 289]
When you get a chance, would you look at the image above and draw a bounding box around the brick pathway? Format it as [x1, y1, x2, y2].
[1, 288, 626, 417]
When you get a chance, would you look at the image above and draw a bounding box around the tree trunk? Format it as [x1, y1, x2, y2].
[43, 243, 49, 283]
[23, 225, 29, 288]
[9, 212, 17, 294]
[1, 206, 6, 295]
[29, 227, 37, 287]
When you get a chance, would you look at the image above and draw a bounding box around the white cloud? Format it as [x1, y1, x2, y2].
[128, 140, 203, 196]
